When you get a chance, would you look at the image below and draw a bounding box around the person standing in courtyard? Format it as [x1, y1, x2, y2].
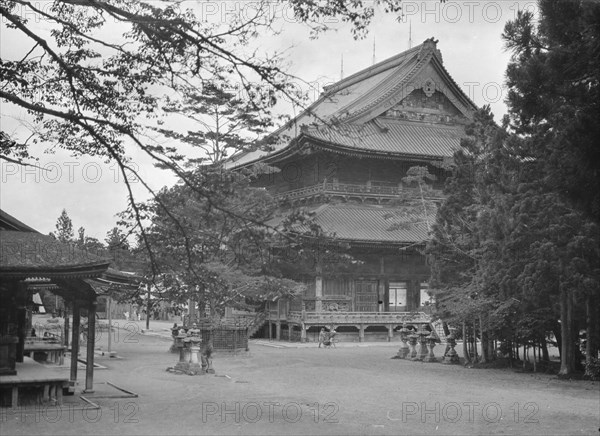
[318, 328, 326, 348]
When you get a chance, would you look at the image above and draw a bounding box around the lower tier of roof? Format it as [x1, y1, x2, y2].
[270, 203, 430, 245]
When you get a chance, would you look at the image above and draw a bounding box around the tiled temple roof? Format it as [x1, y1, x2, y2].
[303, 120, 463, 158]
[271, 203, 430, 245]
[227, 38, 477, 168]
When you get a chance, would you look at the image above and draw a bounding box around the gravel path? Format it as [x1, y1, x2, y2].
[2, 322, 598, 435]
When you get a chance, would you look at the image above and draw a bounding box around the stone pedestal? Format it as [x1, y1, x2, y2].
[443, 329, 460, 364]
[424, 332, 437, 363]
[408, 334, 419, 360]
[396, 324, 410, 359]
[169, 327, 182, 353]
[186, 337, 203, 375]
[417, 328, 429, 361]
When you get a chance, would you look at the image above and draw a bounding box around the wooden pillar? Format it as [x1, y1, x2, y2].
[84, 300, 96, 393]
[379, 257, 385, 313]
[388, 325, 394, 342]
[277, 299, 280, 322]
[107, 296, 116, 357]
[359, 325, 365, 343]
[16, 307, 26, 363]
[414, 280, 421, 310]
[63, 303, 70, 348]
[16, 282, 27, 363]
[315, 276, 323, 312]
[275, 322, 281, 340]
[70, 301, 80, 391]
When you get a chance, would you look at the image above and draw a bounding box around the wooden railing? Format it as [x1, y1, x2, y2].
[274, 182, 444, 201]
[284, 311, 431, 325]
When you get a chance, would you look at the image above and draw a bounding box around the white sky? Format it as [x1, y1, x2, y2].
[0, 1, 536, 240]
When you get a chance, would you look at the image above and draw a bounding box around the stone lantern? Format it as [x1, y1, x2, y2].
[170, 324, 183, 353]
[396, 323, 411, 359]
[443, 327, 460, 364]
[424, 331, 438, 362]
[408, 331, 419, 360]
[170, 323, 213, 375]
[416, 326, 430, 361]
[173, 329, 189, 372]
[185, 328, 203, 375]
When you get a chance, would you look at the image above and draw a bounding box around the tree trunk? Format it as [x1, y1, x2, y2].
[146, 283, 151, 331]
[558, 284, 575, 376]
[541, 336, 550, 361]
[480, 316, 488, 363]
[473, 320, 479, 363]
[462, 321, 470, 363]
[553, 326, 562, 358]
[585, 294, 595, 375]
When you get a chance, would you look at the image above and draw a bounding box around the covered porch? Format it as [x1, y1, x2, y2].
[0, 210, 115, 407]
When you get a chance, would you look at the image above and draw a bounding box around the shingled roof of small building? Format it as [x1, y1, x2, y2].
[0, 209, 111, 279]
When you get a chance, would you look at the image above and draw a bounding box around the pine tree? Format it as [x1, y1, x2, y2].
[52, 209, 74, 243]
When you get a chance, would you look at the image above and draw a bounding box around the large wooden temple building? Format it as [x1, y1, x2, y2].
[229, 38, 477, 342]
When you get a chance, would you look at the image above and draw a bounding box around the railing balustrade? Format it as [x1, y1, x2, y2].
[275, 182, 444, 201]
[284, 311, 431, 324]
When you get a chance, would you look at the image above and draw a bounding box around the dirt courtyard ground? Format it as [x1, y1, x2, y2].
[2, 322, 598, 436]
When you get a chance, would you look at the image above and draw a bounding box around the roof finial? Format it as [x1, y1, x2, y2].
[372, 37, 376, 65]
[340, 53, 344, 80]
[409, 20, 412, 49]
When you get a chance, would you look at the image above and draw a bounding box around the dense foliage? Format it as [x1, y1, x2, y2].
[428, 1, 600, 376]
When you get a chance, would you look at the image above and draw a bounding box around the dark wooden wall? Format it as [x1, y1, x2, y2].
[252, 152, 448, 194]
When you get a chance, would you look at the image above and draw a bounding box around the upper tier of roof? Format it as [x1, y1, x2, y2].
[228, 38, 477, 168]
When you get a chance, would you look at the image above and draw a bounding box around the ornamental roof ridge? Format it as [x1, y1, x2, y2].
[321, 43, 423, 96]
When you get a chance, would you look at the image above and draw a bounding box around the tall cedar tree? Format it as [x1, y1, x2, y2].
[503, 0, 600, 375]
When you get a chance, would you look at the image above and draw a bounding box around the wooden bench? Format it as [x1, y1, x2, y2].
[0, 357, 69, 408]
[24, 341, 66, 365]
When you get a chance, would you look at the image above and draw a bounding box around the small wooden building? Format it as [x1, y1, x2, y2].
[0, 209, 137, 407]
[228, 39, 477, 342]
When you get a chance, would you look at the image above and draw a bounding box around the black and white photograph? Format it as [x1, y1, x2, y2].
[1, 1, 599, 435]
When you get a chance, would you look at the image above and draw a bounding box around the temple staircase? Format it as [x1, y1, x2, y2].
[247, 312, 267, 338]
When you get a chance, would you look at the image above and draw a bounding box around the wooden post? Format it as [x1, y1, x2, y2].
[275, 322, 281, 340]
[387, 325, 394, 342]
[70, 301, 80, 391]
[63, 303, 70, 348]
[315, 276, 323, 312]
[146, 284, 151, 330]
[107, 296, 116, 357]
[84, 301, 96, 393]
[359, 325, 365, 342]
[16, 283, 27, 363]
[16, 307, 26, 363]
